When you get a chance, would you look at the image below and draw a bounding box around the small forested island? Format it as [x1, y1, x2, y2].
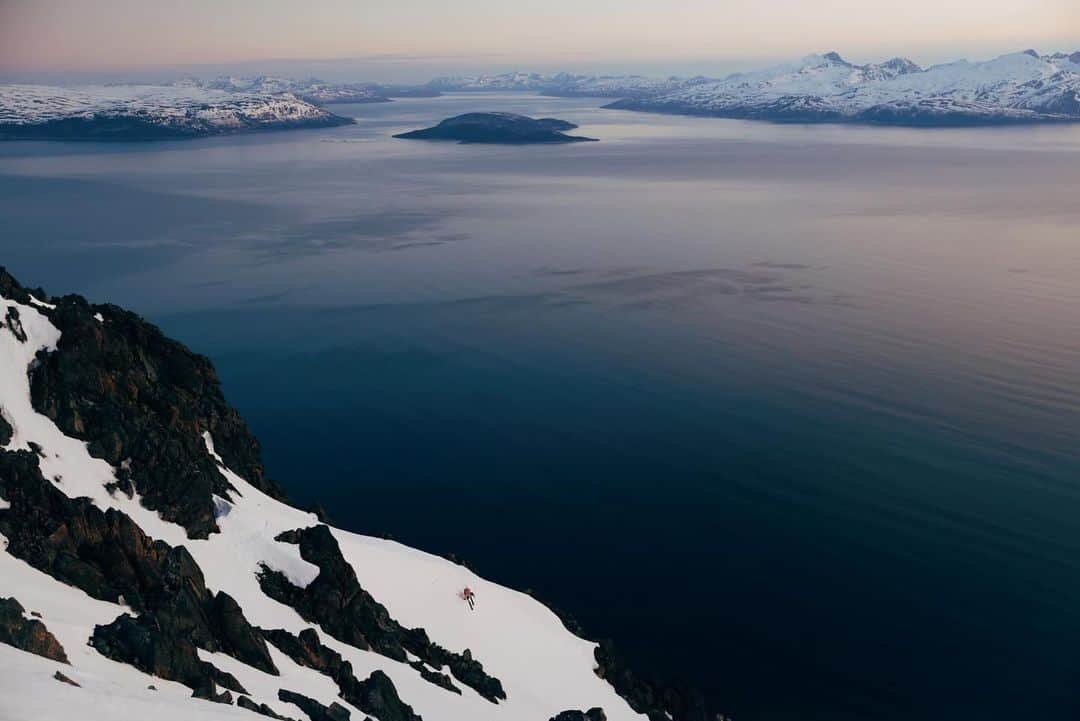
[393, 112, 598, 143]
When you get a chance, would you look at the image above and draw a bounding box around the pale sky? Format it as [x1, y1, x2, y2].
[1, 0, 1078, 82]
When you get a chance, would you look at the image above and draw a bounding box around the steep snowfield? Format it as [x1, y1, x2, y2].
[0, 292, 642, 721]
[0, 84, 349, 137]
[611, 50, 1080, 124]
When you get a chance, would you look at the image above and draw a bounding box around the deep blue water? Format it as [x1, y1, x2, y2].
[3, 94, 1080, 720]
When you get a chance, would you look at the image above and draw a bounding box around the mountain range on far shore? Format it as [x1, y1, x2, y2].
[2, 49, 1079, 139]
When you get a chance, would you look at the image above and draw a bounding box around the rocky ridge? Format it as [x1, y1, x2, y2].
[0, 265, 724, 721]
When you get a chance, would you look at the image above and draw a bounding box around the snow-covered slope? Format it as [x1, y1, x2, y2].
[0, 271, 678, 721]
[0, 84, 353, 140]
[608, 50, 1080, 125]
[194, 76, 391, 105]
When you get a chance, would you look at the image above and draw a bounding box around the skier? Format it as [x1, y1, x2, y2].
[462, 586, 476, 610]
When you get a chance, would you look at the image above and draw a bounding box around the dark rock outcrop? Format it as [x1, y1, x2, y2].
[91, 612, 245, 697]
[91, 612, 224, 692]
[260, 524, 504, 702]
[192, 681, 235, 705]
[24, 288, 284, 538]
[262, 627, 422, 721]
[595, 640, 716, 721]
[0, 411, 12, 446]
[394, 112, 597, 144]
[0, 597, 68, 662]
[53, 670, 80, 686]
[4, 306, 27, 343]
[278, 689, 352, 721]
[0, 447, 276, 694]
[238, 695, 300, 720]
[407, 659, 460, 694]
[550, 709, 607, 721]
[0, 268, 33, 304]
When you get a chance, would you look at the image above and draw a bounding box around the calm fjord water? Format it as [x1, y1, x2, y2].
[3, 94, 1080, 720]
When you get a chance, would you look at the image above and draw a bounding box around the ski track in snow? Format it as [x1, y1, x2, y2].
[0, 291, 642, 721]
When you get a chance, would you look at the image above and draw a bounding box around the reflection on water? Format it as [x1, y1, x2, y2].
[3, 94, 1080, 721]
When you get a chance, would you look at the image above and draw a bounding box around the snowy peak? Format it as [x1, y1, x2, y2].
[820, 51, 849, 65]
[196, 75, 391, 105]
[0, 84, 354, 140]
[608, 49, 1080, 125]
[866, 57, 923, 79]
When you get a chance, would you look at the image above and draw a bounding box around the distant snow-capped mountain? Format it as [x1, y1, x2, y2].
[426, 72, 710, 99]
[193, 76, 392, 105]
[606, 50, 1080, 125]
[0, 84, 353, 140]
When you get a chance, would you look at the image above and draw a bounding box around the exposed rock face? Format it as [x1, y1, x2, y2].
[260, 525, 504, 702]
[53, 670, 80, 686]
[278, 689, 352, 721]
[26, 291, 283, 538]
[533, 588, 722, 721]
[0, 597, 68, 662]
[594, 640, 713, 721]
[0, 268, 33, 304]
[550, 709, 607, 721]
[0, 447, 276, 694]
[4, 306, 27, 343]
[262, 627, 422, 721]
[238, 694, 299, 720]
[0, 411, 12, 446]
[91, 613, 245, 698]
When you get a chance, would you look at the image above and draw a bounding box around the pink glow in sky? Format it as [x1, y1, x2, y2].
[1, 0, 1078, 75]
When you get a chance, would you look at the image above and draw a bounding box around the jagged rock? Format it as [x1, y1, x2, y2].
[209, 591, 279, 673]
[346, 670, 418, 721]
[261, 627, 422, 721]
[549, 709, 606, 721]
[262, 628, 348, 678]
[192, 680, 235, 705]
[0, 411, 11, 446]
[92, 613, 246, 696]
[278, 689, 351, 721]
[308, 502, 332, 524]
[407, 659, 460, 694]
[260, 525, 504, 702]
[25, 289, 284, 538]
[53, 670, 80, 687]
[594, 640, 713, 721]
[238, 695, 300, 720]
[0, 597, 68, 662]
[3, 306, 27, 343]
[0, 267, 32, 304]
[0, 448, 277, 692]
